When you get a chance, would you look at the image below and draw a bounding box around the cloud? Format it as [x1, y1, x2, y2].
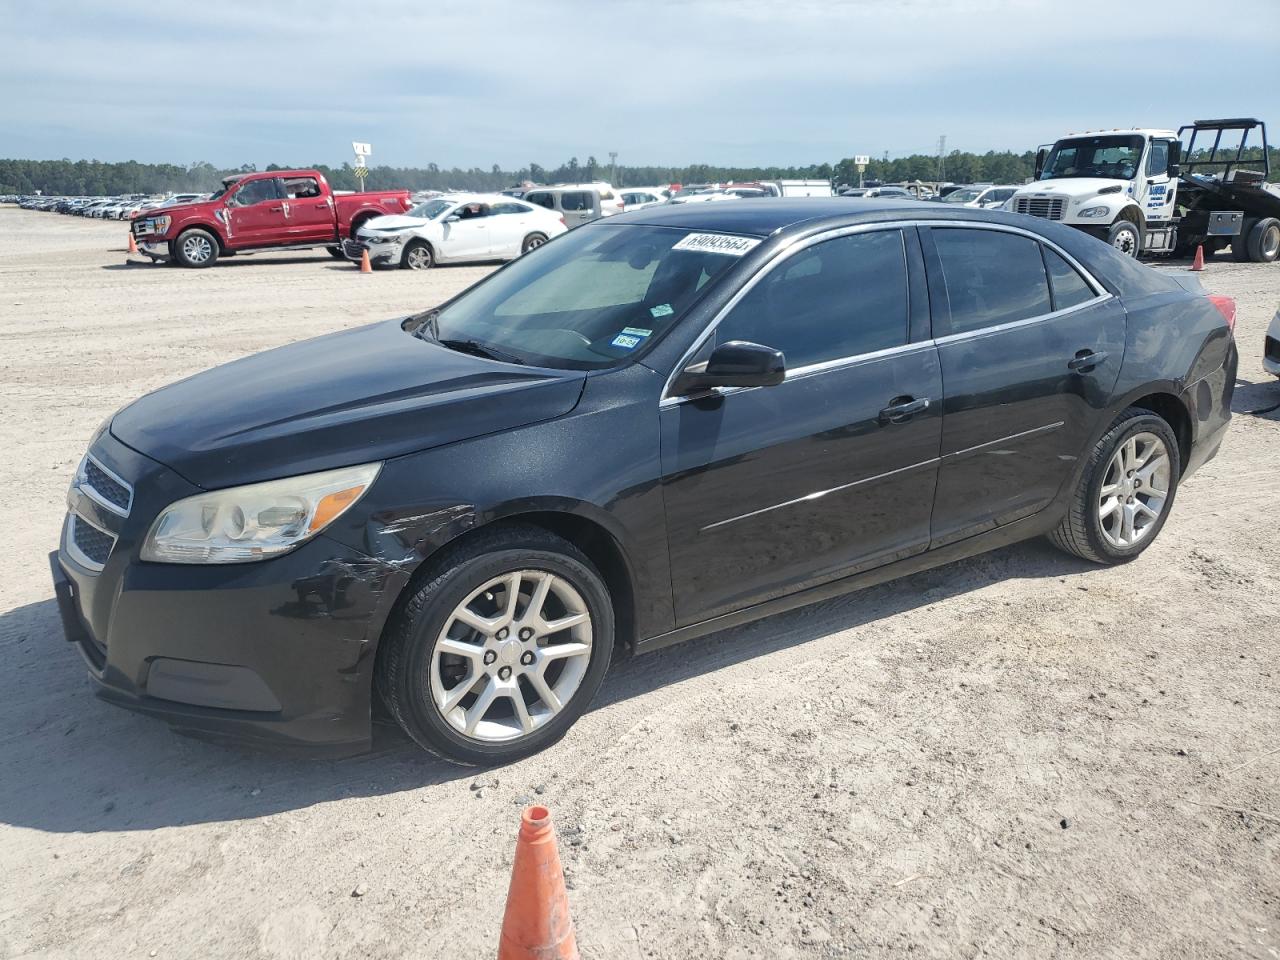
[3, 0, 1278, 168]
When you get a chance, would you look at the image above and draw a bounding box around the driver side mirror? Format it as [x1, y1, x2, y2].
[1034, 147, 1048, 179]
[672, 341, 786, 395]
[1167, 140, 1182, 178]
[445, 214, 460, 223]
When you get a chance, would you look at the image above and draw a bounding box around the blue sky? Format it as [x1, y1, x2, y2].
[4, 0, 1278, 169]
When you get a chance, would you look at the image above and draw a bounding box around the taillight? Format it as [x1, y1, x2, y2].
[559, 216, 566, 226]
[1208, 294, 1236, 333]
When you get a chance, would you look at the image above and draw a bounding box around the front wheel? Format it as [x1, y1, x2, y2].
[1048, 408, 1181, 564]
[327, 246, 346, 260]
[376, 525, 614, 765]
[402, 240, 434, 270]
[1107, 220, 1141, 258]
[172, 228, 219, 268]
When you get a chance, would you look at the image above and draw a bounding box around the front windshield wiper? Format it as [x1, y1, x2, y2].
[437, 337, 526, 365]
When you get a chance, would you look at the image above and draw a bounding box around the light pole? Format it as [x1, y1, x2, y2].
[609, 151, 617, 186]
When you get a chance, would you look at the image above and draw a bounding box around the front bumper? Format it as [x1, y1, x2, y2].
[136, 240, 171, 260]
[50, 431, 409, 753]
[342, 236, 403, 267]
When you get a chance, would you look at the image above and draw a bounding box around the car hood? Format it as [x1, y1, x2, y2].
[1014, 178, 1131, 200]
[359, 214, 433, 233]
[111, 319, 587, 489]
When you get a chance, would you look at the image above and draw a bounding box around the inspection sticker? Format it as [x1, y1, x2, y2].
[671, 232, 762, 256]
[622, 327, 653, 337]
[650, 303, 675, 317]
[611, 334, 642, 349]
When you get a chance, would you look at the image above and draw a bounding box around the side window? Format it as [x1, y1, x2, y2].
[230, 178, 280, 207]
[715, 230, 909, 370]
[526, 192, 554, 210]
[283, 177, 320, 199]
[490, 202, 528, 215]
[1146, 140, 1170, 177]
[560, 191, 592, 212]
[1042, 247, 1096, 310]
[931, 229, 1051, 335]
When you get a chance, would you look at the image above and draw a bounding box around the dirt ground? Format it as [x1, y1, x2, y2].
[0, 206, 1277, 960]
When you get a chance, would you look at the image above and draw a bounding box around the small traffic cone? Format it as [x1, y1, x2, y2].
[359, 249, 372, 273]
[1190, 244, 1205, 272]
[127, 233, 138, 254]
[497, 806, 578, 960]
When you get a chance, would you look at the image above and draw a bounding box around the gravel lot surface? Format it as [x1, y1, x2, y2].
[1, 207, 1277, 959]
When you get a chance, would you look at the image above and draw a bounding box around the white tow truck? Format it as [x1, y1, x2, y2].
[1006, 118, 1280, 262]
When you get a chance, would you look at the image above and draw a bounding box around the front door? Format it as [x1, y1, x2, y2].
[1141, 138, 1178, 226]
[661, 227, 942, 626]
[280, 174, 335, 243]
[224, 177, 288, 247]
[921, 225, 1126, 546]
[440, 203, 492, 260]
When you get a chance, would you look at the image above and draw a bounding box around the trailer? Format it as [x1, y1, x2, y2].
[1006, 118, 1280, 262]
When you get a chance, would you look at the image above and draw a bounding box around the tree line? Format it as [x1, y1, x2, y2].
[3, 147, 1277, 196]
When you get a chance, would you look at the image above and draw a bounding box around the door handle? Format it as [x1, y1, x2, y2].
[268, 205, 283, 212]
[313, 202, 328, 209]
[879, 396, 930, 424]
[1067, 349, 1109, 372]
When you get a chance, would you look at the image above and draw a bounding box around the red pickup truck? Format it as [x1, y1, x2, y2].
[131, 169, 412, 268]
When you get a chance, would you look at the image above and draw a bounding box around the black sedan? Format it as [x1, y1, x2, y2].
[51, 200, 1237, 764]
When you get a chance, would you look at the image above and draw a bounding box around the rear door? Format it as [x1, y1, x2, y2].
[488, 201, 535, 257]
[661, 226, 942, 626]
[559, 191, 596, 227]
[280, 175, 334, 242]
[921, 224, 1126, 546]
[224, 177, 288, 246]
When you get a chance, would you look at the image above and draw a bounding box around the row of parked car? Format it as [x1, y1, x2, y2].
[12, 192, 210, 220]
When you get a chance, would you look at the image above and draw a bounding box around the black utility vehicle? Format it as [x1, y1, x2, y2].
[52, 200, 1236, 764]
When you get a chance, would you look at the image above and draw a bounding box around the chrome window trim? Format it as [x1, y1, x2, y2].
[76, 452, 134, 517]
[64, 512, 116, 574]
[659, 219, 1112, 407]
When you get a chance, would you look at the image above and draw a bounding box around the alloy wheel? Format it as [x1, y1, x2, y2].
[182, 235, 213, 264]
[405, 245, 432, 269]
[1097, 432, 1170, 548]
[430, 570, 593, 742]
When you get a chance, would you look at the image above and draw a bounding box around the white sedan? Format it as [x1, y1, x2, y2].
[346, 194, 567, 270]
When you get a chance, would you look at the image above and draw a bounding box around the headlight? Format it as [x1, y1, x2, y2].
[141, 462, 381, 564]
[1078, 206, 1110, 219]
[141, 214, 171, 234]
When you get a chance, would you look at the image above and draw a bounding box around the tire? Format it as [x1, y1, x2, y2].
[1232, 218, 1256, 262]
[521, 232, 549, 255]
[327, 246, 346, 260]
[1106, 220, 1141, 258]
[376, 524, 614, 765]
[1048, 408, 1181, 565]
[172, 228, 219, 268]
[1245, 217, 1280, 263]
[401, 240, 434, 270]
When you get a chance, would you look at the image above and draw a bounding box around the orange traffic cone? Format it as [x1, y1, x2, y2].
[497, 806, 578, 960]
[127, 232, 138, 254]
[1190, 244, 1205, 272]
[359, 249, 372, 274]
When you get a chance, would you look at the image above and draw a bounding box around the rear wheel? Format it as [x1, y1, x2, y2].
[402, 240, 434, 270]
[1232, 218, 1257, 261]
[173, 228, 219, 268]
[1246, 217, 1280, 263]
[376, 526, 614, 765]
[1107, 220, 1141, 258]
[521, 232, 549, 254]
[1048, 408, 1181, 564]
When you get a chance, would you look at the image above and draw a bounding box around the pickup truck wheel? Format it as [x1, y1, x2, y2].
[521, 232, 549, 254]
[173, 228, 219, 268]
[1106, 220, 1141, 258]
[402, 240, 434, 270]
[1246, 218, 1280, 263]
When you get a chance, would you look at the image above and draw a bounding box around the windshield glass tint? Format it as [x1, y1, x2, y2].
[431, 224, 743, 370]
[1040, 135, 1144, 180]
[408, 198, 453, 219]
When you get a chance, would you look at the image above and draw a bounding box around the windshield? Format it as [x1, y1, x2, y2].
[943, 188, 983, 203]
[427, 224, 745, 370]
[209, 179, 239, 201]
[1040, 135, 1144, 181]
[407, 198, 454, 220]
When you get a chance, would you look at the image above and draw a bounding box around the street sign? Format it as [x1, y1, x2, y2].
[352, 141, 372, 157]
[354, 154, 366, 168]
[854, 155, 870, 167]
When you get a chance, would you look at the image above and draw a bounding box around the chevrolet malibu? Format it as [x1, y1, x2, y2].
[52, 200, 1237, 765]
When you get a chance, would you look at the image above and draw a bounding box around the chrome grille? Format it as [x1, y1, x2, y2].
[1013, 196, 1066, 221]
[69, 515, 116, 570]
[78, 454, 133, 516]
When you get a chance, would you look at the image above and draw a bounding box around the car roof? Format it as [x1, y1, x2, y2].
[611, 197, 1047, 238]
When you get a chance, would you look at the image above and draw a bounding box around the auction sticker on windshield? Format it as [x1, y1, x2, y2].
[671, 233, 762, 256]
